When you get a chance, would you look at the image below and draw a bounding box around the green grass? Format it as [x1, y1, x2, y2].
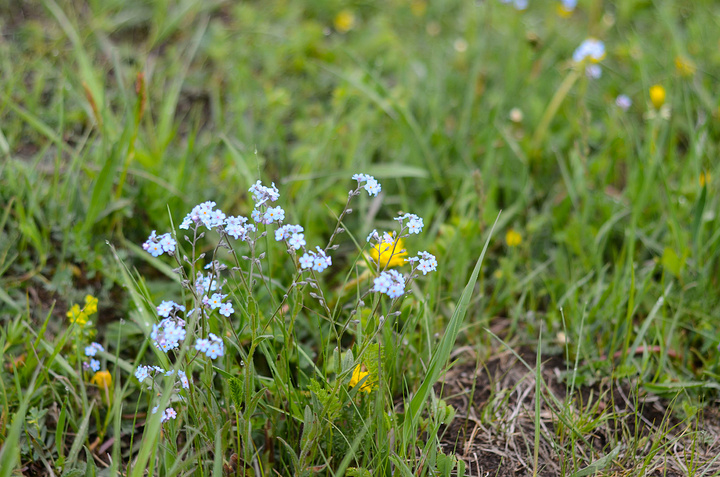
[1, 0, 720, 475]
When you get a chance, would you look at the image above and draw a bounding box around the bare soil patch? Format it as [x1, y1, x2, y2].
[437, 347, 720, 476]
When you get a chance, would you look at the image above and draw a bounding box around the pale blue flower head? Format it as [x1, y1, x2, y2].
[573, 38, 605, 64]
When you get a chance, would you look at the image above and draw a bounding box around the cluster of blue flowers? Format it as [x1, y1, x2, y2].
[373, 270, 406, 299]
[409, 251, 438, 275]
[352, 173, 382, 196]
[275, 224, 306, 250]
[142, 230, 176, 258]
[299, 246, 333, 272]
[151, 318, 186, 352]
[134, 365, 191, 390]
[152, 405, 178, 423]
[83, 342, 104, 372]
[195, 333, 224, 359]
[395, 213, 424, 235]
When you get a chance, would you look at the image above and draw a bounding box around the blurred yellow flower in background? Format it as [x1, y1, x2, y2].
[700, 171, 710, 188]
[505, 229, 522, 247]
[91, 370, 112, 390]
[674, 55, 696, 77]
[650, 85, 666, 110]
[370, 235, 407, 268]
[334, 10, 355, 33]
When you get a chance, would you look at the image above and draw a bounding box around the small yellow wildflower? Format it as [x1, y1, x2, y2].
[349, 366, 373, 393]
[67, 304, 88, 325]
[84, 295, 98, 314]
[370, 235, 407, 268]
[674, 55, 696, 77]
[91, 370, 112, 390]
[67, 295, 98, 325]
[649, 85, 666, 110]
[334, 10, 355, 33]
[700, 171, 710, 188]
[505, 229, 522, 247]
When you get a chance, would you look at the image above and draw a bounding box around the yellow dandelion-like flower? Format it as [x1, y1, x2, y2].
[370, 235, 407, 268]
[334, 10, 355, 33]
[505, 229, 522, 247]
[674, 55, 696, 77]
[91, 370, 112, 390]
[649, 85, 666, 110]
[700, 171, 710, 188]
[349, 366, 374, 393]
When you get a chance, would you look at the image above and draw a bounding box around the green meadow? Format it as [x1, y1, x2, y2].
[1, 0, 719, 475]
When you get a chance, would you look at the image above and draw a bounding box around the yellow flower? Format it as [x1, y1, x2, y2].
[91, 370, 112, 390]
[67, 304, 88, 325]
[649, 85, 666, 110]
[700, 171, 710, 188]
[349, 366, 374, 393]
[505, 229, 522, 247]
[67, 295, 98, 325]
[84, 295, 98, 315]
[334, 10, 355, 33]
[674, 55, 696, 77]
[370, 235, 407, 268]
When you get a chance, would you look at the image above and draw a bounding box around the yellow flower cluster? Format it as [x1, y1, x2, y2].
[67, 295, 98, 325]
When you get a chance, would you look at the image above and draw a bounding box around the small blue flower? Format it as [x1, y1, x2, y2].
[157, 300, 175, 318]
[288, 233, 306, 250]
[89, 359, 101, 372]
[573, 38, 605, 64]
[225, 215, 252, 240]
[352, 173, 382, 197]
[135, 365, 149, 382]
[208, 293, 225, 310]
[84, 342, 104, 357]
[415, 251, 438, 275]
[178, 370, 191, 389]
[263, 206, 285, 224]
[395, 213, 424, 234]
[219, 302, 234, 317]
[616, 94, 632, 110]
[299, 253, 314, 269]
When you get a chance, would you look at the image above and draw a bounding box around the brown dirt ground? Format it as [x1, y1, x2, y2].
[436, 346, 720, 477]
